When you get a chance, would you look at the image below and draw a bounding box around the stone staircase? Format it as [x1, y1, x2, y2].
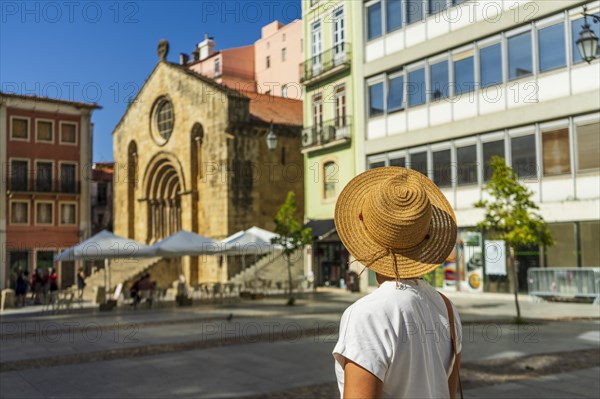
[79, 257, 162, 302]
[228, 250, 305, 290]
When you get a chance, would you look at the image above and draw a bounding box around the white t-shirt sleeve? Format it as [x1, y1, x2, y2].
[332, 305, 391, 382]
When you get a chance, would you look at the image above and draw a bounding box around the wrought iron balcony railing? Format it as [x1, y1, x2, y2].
[302, 116, 352, 150]
[7, 178, 81, 194]
[300, 43, 351, 83]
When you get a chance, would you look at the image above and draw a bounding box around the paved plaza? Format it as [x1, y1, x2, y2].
[1, 290, 599, 398]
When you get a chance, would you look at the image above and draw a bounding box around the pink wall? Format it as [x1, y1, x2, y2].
[255, 20, 303, 99]
[187, 45, 256, 92]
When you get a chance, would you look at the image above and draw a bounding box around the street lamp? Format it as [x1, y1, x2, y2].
[576, 5, 600, 64]
[266, 120, 277, 151]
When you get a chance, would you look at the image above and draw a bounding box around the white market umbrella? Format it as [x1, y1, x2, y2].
[221, 226, 281, 255]
[151, 230, 219, 257]
[54, 230, 156, 297]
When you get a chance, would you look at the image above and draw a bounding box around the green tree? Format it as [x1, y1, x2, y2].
[271, 191, 312, 306]
[474, 157, 553, 322]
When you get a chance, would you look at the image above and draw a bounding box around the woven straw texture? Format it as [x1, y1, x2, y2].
[334, 167, 457, 279]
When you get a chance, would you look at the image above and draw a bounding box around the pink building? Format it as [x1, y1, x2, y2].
[181, 20, 302, 99]
[255, 20, 303, 99]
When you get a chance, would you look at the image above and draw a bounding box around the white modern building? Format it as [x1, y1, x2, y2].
[355, 0, 600, 291]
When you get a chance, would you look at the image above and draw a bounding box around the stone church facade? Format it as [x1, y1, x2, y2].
[113, 42, 304, 285]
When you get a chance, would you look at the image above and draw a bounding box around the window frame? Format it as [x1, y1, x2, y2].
[367, 75, 386, 118]
[452, 46, 476, 96]
[536, 15, 567, 74]
[573, 113, 600, 172]
[34, 159, 55, 193]
[406, 62, 427, 108]
[454, 138, 479, 187]
[10, 200, 30, 225]
[9, 116, 30, 142]
[59, 201, 78, 226]
[477, 36, 504, 89]
[366, 0, 384, 42]
[9, 157, 30, 191]
[322, 160, 338, 200]
[59, 161, 78, 193]
[34, 200, 55, 226]
[506, 26, 534, 81]
[59, 121, 78, 146]
[35, 118, 55, 144]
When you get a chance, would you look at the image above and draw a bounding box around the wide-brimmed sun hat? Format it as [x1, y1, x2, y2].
[335, 167, 457, 279]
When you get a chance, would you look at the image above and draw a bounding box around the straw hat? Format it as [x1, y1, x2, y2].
[335, 167, 457, 279]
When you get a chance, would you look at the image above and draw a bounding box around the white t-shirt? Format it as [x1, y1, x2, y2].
[332, 279, 462, 399]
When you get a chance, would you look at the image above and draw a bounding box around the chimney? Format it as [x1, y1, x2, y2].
[180, 53, 189, 65]
[192, 49, 200, 61]
[197, 33, 216, 61]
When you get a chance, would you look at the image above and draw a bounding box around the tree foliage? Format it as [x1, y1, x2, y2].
[271, 191, 312, 305]
[474, 157, 553, 248]
[271, 191, 313, 255]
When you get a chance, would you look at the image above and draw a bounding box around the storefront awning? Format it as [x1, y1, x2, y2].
[303, 219, 337, 241]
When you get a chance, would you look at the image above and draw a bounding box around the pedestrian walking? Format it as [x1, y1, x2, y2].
[332, 167, 463, 399]
[15, 271, 29, 307]
[77, 267, 86, 300]
[33, 268, 45, 305]
[48, 268, 59, 306]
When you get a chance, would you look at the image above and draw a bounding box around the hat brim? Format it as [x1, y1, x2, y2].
[335, 167, 457, 279]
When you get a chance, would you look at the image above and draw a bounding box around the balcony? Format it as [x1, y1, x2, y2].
[7, 178, 81, 194]
[300, 43, 351, 85]
[302, 117, 352, 153]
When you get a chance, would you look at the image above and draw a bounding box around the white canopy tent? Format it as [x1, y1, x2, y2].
[54, 230, 157, 297]
[151, 230, 219, 257]
[221, 226, 282, 255]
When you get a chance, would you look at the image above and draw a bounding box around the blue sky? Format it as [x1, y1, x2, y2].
[1, 0, 302, 162]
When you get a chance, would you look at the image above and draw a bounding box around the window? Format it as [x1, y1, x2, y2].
[36, 202, 53, 225]
[429, 0, 447, 14]
[60, 123, 76, 144]
[282, 33, 286, 42]
[311, 21, 322, 65]
[97, 183, 108, 205]
[281, 48, 286, 62]
[333, 7, 345, 59]
[454, 51, 475, 95]
[483, 140, 505, 181]
[430, 60, 449, 100]
[214, 58, 221, 75]
[61, 164, 77, 193]
[313, 94, 323, 128]
[457, 145, 477, 186]
[390, 157, 406, 167]
[409, 152, 428, 176]
[433, 149, 452, 187]
[324, 162, 337, 199]
[8, 252, 29, 278]
[545, 223, 577, 267]
[156, 99, 174, 141]
[60, 203, 76, 225]
[10, 201, 29, 224]
[508, 31, 533, 80]
[580, 221, 600, 267]
[11, 118, 28, 140]
[572, 17, 600, 64]
[266, 56, 271, 69]
[577, 122, 600, 171]
[387, 0, 402, 32]
[368, 159, 386, 169]
[511, 135, 537, 179]
[368, 81, 385, 117]
[480, 43, 503, 87]
[36, 120, 53, 142]
[10, 160, 29, 191]
[538, 23, 566, 72]
[542, 128, 570, 176]
[367, 2, 383, 40]
[282, 84, 288, 98]
[408, 68, 426, 107]
[36, 162, 53, 192]
[387, 73, 404, 112]
[406, 0, 423, 24]
[335, 85, 347, 126]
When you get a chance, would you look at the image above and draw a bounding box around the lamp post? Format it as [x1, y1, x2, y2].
[266, 120, 277, 151]
[576, 5, 600, 64]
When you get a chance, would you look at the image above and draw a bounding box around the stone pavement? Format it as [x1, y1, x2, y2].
[0, 289, 599, 398]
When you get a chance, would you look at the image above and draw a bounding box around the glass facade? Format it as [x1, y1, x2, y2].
[367, 2, 383, 40]
[369, 82, 385, 117]
[386, 0, 402, 32]
[430, 60, 449, 100]
[483, 140, 505, 182]
[508, 31, 533, 80]
[432, 149, 452, 187]
[408, 68, 426, 107]
[457, 145, 477, 186]
[388, 74, 404, 112]
[454, 53, 475, 95]
[538, 23, 566, 72]
[479, 43, 502, 88]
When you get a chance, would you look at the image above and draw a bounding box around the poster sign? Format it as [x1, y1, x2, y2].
[463, 232, 483, 292]
[484, 240, 507, 276]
